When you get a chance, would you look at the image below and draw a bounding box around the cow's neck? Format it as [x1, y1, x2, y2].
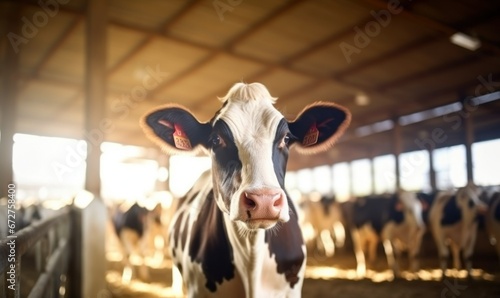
[222, 214, 283, 298]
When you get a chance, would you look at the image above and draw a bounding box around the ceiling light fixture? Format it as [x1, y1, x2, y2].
[450, 32, 481, 51]
[355, 93, 370, 106]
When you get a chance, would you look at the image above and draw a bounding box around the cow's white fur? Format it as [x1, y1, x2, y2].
[429, 182, 485, 277]
[213, 83, 291, 227]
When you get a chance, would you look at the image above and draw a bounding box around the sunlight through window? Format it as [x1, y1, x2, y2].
[399, 150, 430, 192]
[312, 165, 333, 195]
[100, 142, 158, 201]
[169, 156, 211, 197]
[13, 133, 86, 201]
[473, 139, 500, 186]
[351, 159, 372, 196]
[433, 145, 467, 189]
[373, 155, 396, 194]
[332, 163, 350, 202]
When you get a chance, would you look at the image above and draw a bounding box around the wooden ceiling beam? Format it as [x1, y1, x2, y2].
[349, 72, 500, 128]
[359, 0, 500, 56]
[335, 35, 440, 79]
[148, 0, 306, 98]
[222, 0, 307, 52]
[107, 0, 200, 76]
[376, 55, 482, 92]
[30, 16, 83, 79]
[412, 72, 500, 106]
[19, 1, 394, 108]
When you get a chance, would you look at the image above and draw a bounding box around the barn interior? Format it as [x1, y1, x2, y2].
[1, 0, 500, 297]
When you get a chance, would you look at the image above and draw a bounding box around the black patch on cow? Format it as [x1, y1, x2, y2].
[265, 195, 305, 288]
[468, 198, 475, 209]
[189, 190, 235, 292]
[320, 196, 336, 217]
[388, 194, 404, 225]
[154, 214, 161, 225]
[113, 203, 147, 237]
[491, 193, 500, 221]
[416, 192, 438, 224]
[441, 196, 462, 226]
[176, 262, 183, 276]
[495, 201, 500, 221]
[352, 195, 404, 234]
[172, 210, 187, 250]
[272, 119, 291, 188]
[210, 120, 242, 208]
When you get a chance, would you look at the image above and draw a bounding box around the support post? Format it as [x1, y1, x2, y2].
[348, 161, 354, 198]
[79, 0, 108, 297]
[369, 151, 376, 195]
[393, 118, 402, 190]
[428, 148, 437, 192]
[0, 3, 20, 198]
[84, 0, 107, 195]
[464, 106, 475, 183]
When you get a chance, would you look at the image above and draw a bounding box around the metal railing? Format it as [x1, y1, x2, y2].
[0, 207, 72, 298]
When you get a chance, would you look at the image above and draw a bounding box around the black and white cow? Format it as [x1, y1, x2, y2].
[481, 186, 500, 264]
[483, 187, 500, 264]
[112, 202, 164, 281]
[300, 194, 345, 258]
[141, 82, 350, 297]
[349, 191, 426, 278]
[428, 182, 487, 278]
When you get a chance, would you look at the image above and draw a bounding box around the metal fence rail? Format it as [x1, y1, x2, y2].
[0, 207, 72, 298]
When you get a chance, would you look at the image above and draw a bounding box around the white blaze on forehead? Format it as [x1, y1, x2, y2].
[216, 83, 284, 186]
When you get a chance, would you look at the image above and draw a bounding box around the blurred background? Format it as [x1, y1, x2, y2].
[1, 0, 500, 297]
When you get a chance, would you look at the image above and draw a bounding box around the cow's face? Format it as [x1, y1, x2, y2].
[457, 182, 488, 214]
[141, 83, 350, 230]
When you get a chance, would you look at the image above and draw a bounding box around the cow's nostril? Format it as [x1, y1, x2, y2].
[273, 195, 282, 207]
[244, 193, 257, 209]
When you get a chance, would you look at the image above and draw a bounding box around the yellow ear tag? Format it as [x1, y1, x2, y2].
[302, 124, 319, 146]
[173, 124, 192, 150]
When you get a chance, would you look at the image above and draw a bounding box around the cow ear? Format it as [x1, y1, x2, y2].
[288, 102, 351, 154]
[140, 104, 212, 155]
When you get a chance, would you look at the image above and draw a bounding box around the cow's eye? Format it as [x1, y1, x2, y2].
[210, 135, 225, 149]
[280, 133, 292, 148]
[283, 134, 290, 145]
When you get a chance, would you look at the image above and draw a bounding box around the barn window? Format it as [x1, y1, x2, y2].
[433, 145, 467, 189]
[100, 142, 159, 201]
[373, 154, 396, 194]
[473, 139, 500, 186]
[351, 159, 372, 196]
[312, 165, 333, 195]
[296, 168, 314, 194]
[169, 155, 211, 197]
[13, 133, 86, 201]
[332, 162, 350, 202]
[399, 150, 431, 192]
[285, 171, 297, 190]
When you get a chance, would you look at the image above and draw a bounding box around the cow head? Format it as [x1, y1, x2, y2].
[457, 181, 488, 214]
[141, 82, 350, 230]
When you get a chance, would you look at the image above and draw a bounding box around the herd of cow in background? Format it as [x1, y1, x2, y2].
[102, 181, 500, 284]
[2, 182, 499, 283]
